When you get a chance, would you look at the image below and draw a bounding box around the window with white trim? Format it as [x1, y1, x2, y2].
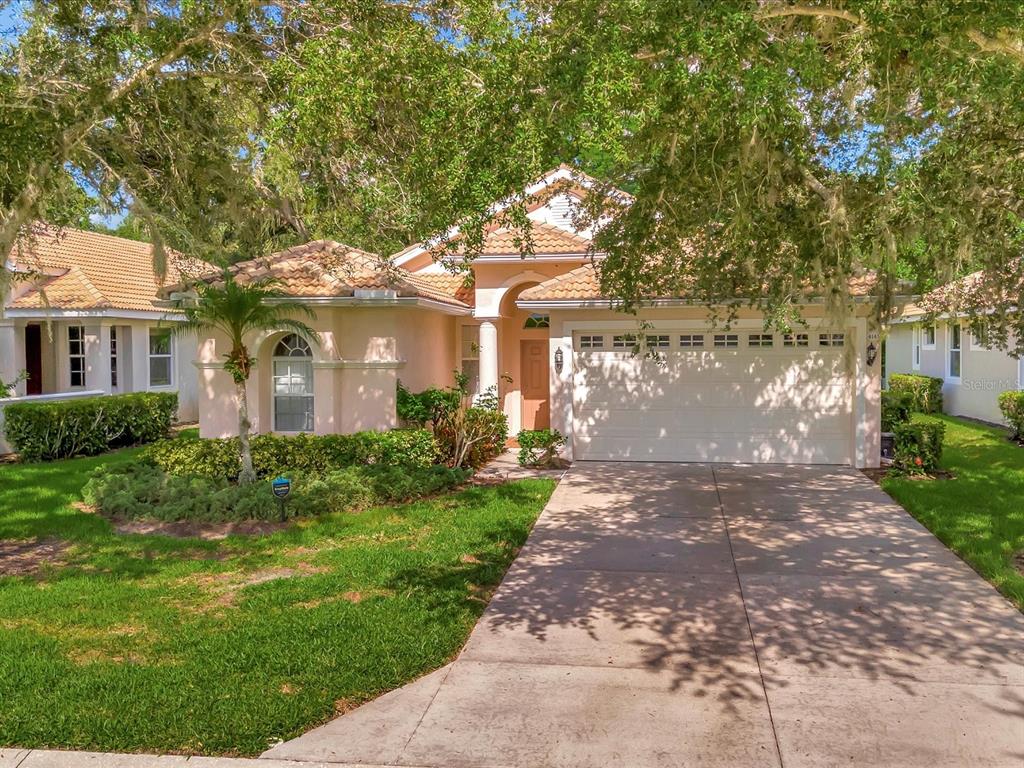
[783, 333, 809, 348]
[912, 325, 921, 370]
[612, 334, 637, 349]
[645, 334, 670, 349]
[713, 333, 739, 348]
[110, 327, 118, 388]
[273, 334, 314, 432]
[579, 334, 604, 349]
[922, 324, 936, 348]
[461, 325, 480, 395]
[679, 334, 704, 348]
[148, 328, 173, 387]
[68, 325, 86, 387]
[948, 323, 962, 379]
[748, 333, 773, 348]
[819, 333, 845, 347]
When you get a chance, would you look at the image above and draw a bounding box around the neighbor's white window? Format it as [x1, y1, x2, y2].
[148, 328, 173, 387]
[679, 334, 704, 348]
[922, 324, 936, 349]
[783, 333, 809, 347]
[68, 325, 86, 387]
[748, 333, 773, 348]
[713, 333, 739, 348]
[645, 334, 671, 349]
[819, 332, 845, 347]
[461, 325, 480, 394]
[912, 325, 921, 370]
[579, 334, 604, 349]
[273, 334, 314, 432]
[948, 323, 962, 380]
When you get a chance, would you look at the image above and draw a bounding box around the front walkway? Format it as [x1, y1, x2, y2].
[263, 462, 1024, 767]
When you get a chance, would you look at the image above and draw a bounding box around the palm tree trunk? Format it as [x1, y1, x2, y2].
[236, 378, 256, 485]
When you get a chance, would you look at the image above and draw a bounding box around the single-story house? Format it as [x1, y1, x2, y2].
[0, 226, 203, 447]
[886, 272, 1023, 425]
[187, 166, 883, 468]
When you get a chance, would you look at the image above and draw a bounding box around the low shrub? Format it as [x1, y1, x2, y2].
[83, 462, 469, 522]
[892, 420, 946, 475]
[396, 381, 459, 427]
[881, 390, 914, 432]
[517, 429, 566, 467]
[4, 392, 178, 461]
[888, 374, 944, 414]
[144, 429, 439, 480]
[436, 406, 509, 469]
[998, 391, 1024, 441]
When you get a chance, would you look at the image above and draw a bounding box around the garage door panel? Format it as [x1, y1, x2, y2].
[572, 342, 854, 464]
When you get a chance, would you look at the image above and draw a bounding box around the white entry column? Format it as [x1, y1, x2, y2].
[477, 318, 499, 396]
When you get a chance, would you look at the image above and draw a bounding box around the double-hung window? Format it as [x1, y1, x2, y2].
[68, 325, 86, 387]
[461, 325, 480, 395]
[948, 323, 962, 380]
[148, 328, 173, 387]
[273, 334, 314, 432]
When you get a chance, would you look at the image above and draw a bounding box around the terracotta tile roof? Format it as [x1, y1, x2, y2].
[475, 220, 591, 256]
[518, 263, 881, 303]
[894, 269, 1024, 320]
[7, 225, 207, 313]
[198, 240, 473, 309]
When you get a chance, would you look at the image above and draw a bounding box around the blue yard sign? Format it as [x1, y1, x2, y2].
[272, 476, 291, 498]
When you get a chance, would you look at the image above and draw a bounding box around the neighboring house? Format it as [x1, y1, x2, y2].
[0, 226, 203, 432]
[887, 274, 1023, 425]
[185, 166, 883, 468]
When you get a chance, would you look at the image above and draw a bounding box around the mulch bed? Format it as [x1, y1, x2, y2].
[108, 517, 290, 540]
[861, 467, 955, 485]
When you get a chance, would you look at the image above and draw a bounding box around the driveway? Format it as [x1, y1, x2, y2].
[264, 462, 1024, 768]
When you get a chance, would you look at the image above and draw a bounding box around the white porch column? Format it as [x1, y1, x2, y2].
[129, 322, 151, 392]
[0, 321, 20, 395]
[84, 322, 112, 393]
[477, 318, 499, 395]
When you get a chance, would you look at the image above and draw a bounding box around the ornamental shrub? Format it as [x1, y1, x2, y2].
[396, 381, 459, 427]
[517, 429, 567, 467]
[997, 391, 1024, 441]
[892, 420, 946, 475]
[83, 462, 469, 522]
[881, 390, 914, 432]
[888, 374, 944, 414]
[436, 406, 509, 469]
[3, 392, 177, 461]
[143, 428, 439, 480]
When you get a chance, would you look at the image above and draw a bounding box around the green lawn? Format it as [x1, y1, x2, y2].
[0, 448, 554, 756]
[882, 414, 1024, 610]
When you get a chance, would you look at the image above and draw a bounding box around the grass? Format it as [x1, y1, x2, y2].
[0, 447, 554, 756]
[882, 414, 1024, 610]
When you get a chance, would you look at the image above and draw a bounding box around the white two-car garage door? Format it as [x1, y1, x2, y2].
[573, 330, 853, 464]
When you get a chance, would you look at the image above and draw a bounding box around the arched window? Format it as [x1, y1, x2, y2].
[272, 334, 313, 432]
[524, 313, 550, 329]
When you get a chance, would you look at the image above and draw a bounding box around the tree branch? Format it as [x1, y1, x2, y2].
[967, 29, 1024, 65]
[755, 4, 863, 25]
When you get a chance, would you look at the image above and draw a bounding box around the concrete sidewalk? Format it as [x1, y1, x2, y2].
[263, 462, 1024, 768]
[0, 750, 399, 768]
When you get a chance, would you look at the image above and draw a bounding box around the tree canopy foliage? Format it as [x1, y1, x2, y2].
[4, 1, 1024, 348]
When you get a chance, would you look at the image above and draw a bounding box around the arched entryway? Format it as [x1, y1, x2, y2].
[498, 283, 550, 435]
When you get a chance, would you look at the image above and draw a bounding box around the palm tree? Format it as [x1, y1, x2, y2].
[169, 270, 319, 484]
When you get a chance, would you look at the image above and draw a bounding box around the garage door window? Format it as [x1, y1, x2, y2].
[646, 334, 670, 349]
[579, 334, 604, 349]
[784, 333, 809, 347]
[748, 333, 773, 348]
[713, 333, 739, 348]
[679, 334, 704, 348]
[612, 334, 637, 349]
[819, 333, 845, 347]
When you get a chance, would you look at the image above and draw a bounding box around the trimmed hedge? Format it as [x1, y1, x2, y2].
[893, 420, 946, 475]
[881, 390, 914, 433]
[396, 381, 459, 427]
[998, 391, 1024, 441]
[83, 462, 469, 522]
[888, 374, 944, 414]
[517, 429, 566, 467]
[4, 392, 178, 461]
[144, 429, 439, 480]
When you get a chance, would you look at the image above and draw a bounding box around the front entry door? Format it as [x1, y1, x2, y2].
[24, 324, 42, 395]
[520, 339, 550, 430]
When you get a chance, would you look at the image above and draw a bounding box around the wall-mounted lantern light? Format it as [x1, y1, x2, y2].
[866, 341, 878, 367]
[554, 347, 564, 374]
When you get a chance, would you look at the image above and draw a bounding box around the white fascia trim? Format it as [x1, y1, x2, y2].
[517, 297, 881, 311]
[263, 296, 472, 316]
[2, 307, 184, 321]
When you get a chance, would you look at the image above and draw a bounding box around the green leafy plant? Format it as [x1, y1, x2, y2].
[168, 271, 319, 484]
[997, 391, 1024, 441]
[3, 392, 177, 461]
[517, 429, 566, 467]
[888, 374, 944, 414]
[396, 381, 460, 427]
[892, 420, 946, 475]
[144, 429, 439, 480]
[0, 370, 28, 398]
[881, 390, 914, 432]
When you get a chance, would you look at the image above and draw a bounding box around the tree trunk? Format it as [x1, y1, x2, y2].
[236, 378, 256, 485]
